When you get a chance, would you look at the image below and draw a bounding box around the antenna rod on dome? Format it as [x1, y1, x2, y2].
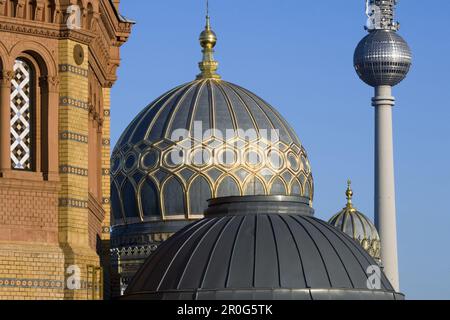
[197, 0, 221, 80]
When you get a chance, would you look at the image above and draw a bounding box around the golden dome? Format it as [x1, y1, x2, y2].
[329, 181, 381, 263]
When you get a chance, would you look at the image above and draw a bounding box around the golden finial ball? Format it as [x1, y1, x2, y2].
[199, 29, 217, 49]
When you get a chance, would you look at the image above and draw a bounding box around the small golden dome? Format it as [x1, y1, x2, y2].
[329, 181, 381, 264]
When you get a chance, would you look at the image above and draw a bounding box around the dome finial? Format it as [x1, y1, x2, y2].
[346, 180, 355, 211]
[197, 0, 221, 80]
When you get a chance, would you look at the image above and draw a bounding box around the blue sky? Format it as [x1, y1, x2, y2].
[111, 0, 450, 299]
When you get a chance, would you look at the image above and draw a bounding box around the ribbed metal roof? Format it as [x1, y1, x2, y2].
[115, 79, 301, 149]
[123, 196, 402, 300]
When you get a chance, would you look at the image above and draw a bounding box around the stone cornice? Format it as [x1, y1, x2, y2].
[0, 0, 132, 87]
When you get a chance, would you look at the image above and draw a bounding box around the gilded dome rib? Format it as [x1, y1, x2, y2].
[116, 84, 183, 147]
[187, 80, 208, 134]
[225, 83, 277, 138]
[219, 81, 260, 137]
[212, 81, 239, 134]
[147, 84, 195, 142]
[136, 84, 190, 144]
[232, 83, 301, 146]
[163, 82, 199, 139]
[191, 80, 214, 133]
[232, 86, 284, 142]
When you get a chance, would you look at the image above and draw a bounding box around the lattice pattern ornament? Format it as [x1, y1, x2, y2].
[10, 59, 33, 170]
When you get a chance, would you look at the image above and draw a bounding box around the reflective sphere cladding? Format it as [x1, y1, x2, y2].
[354, 30, 412, 87]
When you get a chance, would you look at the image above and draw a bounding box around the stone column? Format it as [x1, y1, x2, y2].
[0, 70, 13, 176]
[372, 85, 399, 291]
[40, 75, 60, 181]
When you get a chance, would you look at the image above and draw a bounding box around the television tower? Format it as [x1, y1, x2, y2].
[353, 0, 412, 291]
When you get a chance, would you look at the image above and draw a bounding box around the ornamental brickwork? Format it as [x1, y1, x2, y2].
[0, 0, 132, 300]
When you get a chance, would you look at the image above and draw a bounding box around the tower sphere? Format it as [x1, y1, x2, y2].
[354, 30, 412, 87]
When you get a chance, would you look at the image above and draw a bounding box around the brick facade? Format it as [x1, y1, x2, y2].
[0, 0, 132, 300]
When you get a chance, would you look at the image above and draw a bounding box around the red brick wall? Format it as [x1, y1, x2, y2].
[0, 179, 59, 244]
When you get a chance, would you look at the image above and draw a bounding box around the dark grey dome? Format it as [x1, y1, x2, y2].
[354, 30, 412, 87]
[123, 196, 403, 300]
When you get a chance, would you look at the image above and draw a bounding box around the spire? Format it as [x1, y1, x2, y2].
[197, 0, 221, 80]
[345, 180, 356, 211]
[365, 0, 399, 32]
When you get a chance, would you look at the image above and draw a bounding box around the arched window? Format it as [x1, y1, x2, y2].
[290, 179, 302, 196]
[270, 177, 287, 195]
[10, 58, 34, 171]
[217, 176, 240, 198]
[162, 177, 186, 217]
[188, 175, 212, 215]
[140, 177, 161, 219]
[304, 181, 311, 199]
[10, 0, 19, 18]
[111, 181, 124, 223]
[244, 176, 266, 196]
[86, 2, 94, 29]
[46, 0, 56, 23]
[122, 179, 139, 219]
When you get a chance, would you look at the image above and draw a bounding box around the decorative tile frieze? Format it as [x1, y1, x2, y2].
[59, 96, 89, 111]
[60, 131, 88, 144]
[102, 197, 110, 205]
[59, 165, 88, 176]
[0, 278, 64, 289]
[103, 109, 111, 117]
[102, 138, 111, 146]
[0, 278, 100, 290]
[59, 64, 88, 77]
[59, 198, 88, 208]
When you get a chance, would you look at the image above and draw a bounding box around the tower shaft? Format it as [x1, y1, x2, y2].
[373, 85, 399, 291]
